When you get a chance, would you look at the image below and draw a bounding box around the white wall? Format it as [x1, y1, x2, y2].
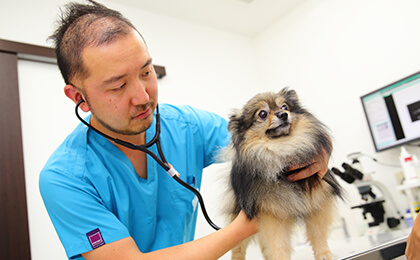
[2, 0, 420, 259]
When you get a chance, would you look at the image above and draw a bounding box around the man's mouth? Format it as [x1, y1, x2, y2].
[133, 108, 152, 120]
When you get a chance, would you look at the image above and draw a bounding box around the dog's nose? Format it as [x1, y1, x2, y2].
[276, 112, 288, 121]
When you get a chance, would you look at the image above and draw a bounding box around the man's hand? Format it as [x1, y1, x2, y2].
[233, 210, 259, 236]
[286, 148, 330, 182]
[406, 215, 420, 259]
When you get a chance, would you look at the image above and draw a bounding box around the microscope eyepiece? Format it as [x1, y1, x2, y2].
[342, 163, 364, 180]
[332, 167, 355, 183]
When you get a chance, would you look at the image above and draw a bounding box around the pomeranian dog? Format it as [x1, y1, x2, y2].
[225, 88, 343, 260]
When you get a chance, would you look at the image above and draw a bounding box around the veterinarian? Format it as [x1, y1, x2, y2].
[39, 1, 331, 259]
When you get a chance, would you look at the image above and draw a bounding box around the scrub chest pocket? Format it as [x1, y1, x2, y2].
[170, 177, 199, 216]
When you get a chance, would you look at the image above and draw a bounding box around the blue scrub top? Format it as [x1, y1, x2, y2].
[39, 104, 229, 259]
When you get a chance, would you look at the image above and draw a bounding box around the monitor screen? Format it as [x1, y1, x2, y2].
[361, 71, 420, 152]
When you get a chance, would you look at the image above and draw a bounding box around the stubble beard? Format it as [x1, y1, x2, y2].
[94, 113, 152, 136]
[85, 95, 154, 136]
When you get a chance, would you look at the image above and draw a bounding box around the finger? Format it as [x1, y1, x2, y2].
[317, 159, 329, 178]
[287, 162, 320, 181]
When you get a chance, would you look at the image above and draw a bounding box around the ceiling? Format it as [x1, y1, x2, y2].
[113, 0, 307, 37]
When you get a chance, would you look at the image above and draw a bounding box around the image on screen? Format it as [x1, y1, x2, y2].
[361, 71, 420, 152]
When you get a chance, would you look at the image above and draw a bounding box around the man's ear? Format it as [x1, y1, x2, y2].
[64, 84, 90, 112]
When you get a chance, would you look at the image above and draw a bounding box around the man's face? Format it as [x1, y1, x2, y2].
[77, 30, 158, 138]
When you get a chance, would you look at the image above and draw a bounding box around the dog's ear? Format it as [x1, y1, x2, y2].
[228, 110, 240, 133]
[279, 87, 298, 100]
[228, 110, 249, 148]
[228, 109, 244, 132]
[279, 87, 304, 112]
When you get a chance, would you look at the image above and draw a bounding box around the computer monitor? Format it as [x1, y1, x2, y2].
[361, 71, 420, 152]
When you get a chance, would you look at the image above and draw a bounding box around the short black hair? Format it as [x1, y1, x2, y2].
[48, 0, 142, 84]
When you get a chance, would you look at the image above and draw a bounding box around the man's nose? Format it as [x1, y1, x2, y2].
[131, 81, 150, 105]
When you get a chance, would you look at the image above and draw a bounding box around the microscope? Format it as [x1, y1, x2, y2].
[332, 155, 403, 230]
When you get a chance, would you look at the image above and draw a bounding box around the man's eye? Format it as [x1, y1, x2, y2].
[142, 70, 151, 77]
[258, 110, 268, 120]
[114, 83, 126, 90]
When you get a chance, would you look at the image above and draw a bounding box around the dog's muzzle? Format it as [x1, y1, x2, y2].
[266, 112, 291, 137]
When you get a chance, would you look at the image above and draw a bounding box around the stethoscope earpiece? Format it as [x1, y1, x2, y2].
[77, 97, 85, 106]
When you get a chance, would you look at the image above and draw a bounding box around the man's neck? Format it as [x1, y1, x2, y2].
[90, 116, 148, 179]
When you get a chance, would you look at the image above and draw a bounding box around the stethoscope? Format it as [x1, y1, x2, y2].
[75, 99, 221, 230]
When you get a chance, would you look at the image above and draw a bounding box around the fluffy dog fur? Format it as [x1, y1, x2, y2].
[225, 88, 343, 260]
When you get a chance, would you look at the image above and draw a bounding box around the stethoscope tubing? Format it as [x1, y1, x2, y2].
[75, 99, 221, 230]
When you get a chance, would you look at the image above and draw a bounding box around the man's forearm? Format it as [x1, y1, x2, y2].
[83, 211, 258, 260]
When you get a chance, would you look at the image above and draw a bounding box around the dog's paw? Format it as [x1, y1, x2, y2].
[315, 251, 335, 260]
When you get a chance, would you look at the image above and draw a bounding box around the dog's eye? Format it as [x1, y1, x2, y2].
[258, 110, 268, 120]
[281, 104, 289, 111]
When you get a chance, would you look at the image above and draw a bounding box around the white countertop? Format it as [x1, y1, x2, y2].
[292, 227, 411, 259]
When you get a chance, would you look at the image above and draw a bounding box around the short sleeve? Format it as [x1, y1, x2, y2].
[187, 107, 230, 167]
[39, 169, 130, 259]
